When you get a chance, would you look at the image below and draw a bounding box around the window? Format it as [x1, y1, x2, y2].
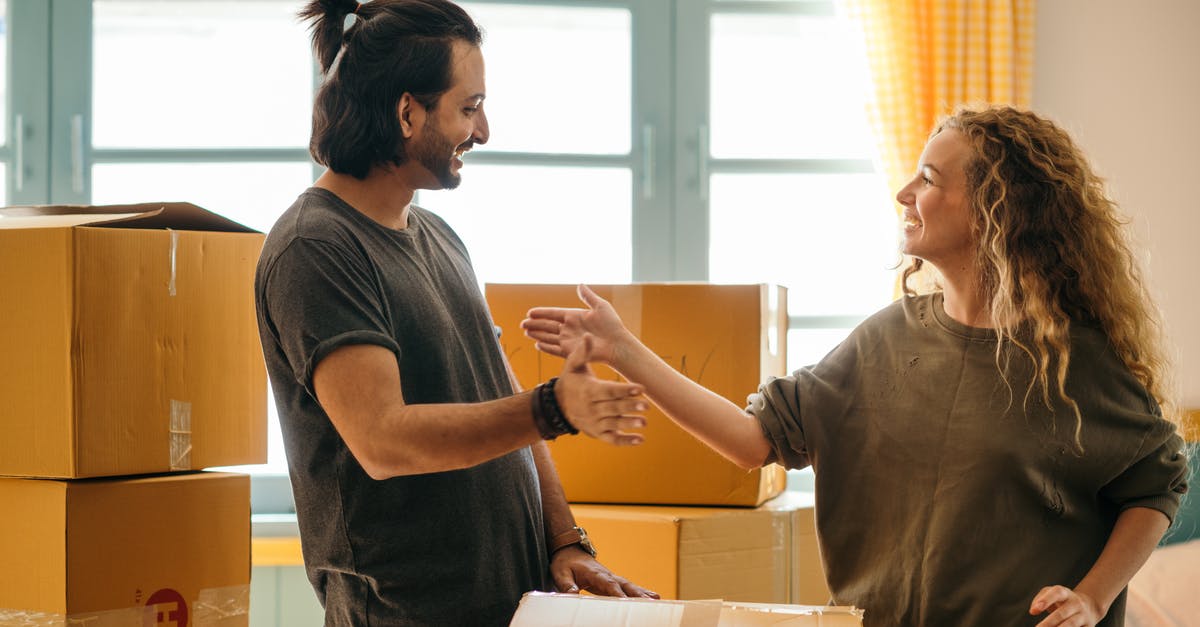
[5, 0, 893, 503]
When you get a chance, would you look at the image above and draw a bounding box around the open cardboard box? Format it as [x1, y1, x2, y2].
[509, 592, 863, 626]
[0, 203, 267, 478]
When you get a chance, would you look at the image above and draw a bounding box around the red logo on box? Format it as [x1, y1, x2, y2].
[145, 588, 188, 627]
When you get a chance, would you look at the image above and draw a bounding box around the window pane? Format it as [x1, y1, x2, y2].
[708, 172, 898, 317]
[93, 1, 312, 148]
[90, 162, 313, 233]
[710, 13, 873, 159]
[417, 165, 632, 285]
[462, 3, 631, 155]
[788, 327, 853, 372]
[0, 164, 6, 205]
[0, 0, 7, 146]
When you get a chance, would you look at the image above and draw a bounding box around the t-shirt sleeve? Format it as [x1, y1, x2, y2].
[747, 329, 862, 470]
[747, 374, 808, 468]
[260, 237, 401, 396]
[1101, 420, 1189, 523]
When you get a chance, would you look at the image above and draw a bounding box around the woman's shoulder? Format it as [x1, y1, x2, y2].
[859, 293, 933, 330]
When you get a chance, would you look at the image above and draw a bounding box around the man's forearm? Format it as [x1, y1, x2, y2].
[359, 394, 543, 478]
[532, 440, 577, 545]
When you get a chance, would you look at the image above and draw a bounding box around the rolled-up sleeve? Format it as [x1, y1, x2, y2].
[1102, 426, 1190, 523]
[747, 374, 811, 469]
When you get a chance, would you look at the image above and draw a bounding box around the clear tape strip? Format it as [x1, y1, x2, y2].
[167, 228, 178, 296]
[194, 584, 251, 625]
[169, 399, 193, 471]
[0, 585, 251, 627]
[0, 606, 146, 626]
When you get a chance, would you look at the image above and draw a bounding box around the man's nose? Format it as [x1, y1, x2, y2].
[473, 109, 490, 145]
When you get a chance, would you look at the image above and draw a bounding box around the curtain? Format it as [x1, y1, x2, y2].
[842, 0, 1036, 210]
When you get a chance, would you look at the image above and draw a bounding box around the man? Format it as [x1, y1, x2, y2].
[255, 1, 656, 624]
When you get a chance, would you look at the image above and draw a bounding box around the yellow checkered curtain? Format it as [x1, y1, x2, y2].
[842, 0, 1036, 204]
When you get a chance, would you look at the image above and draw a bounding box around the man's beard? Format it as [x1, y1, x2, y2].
[412, 117, 464, 190]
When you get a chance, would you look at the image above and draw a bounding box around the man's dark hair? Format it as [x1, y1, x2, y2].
[298, 0, 483, 179]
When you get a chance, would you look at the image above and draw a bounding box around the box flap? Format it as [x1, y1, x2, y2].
[0, 202, 259, 233]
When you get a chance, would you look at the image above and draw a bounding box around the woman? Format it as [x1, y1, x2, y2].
[522, 107, 1189, 627]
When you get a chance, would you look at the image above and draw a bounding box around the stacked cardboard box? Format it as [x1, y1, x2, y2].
[487, 284, 833, 606]
[487, 283, 788, 508]
[0, 203, 266, 624]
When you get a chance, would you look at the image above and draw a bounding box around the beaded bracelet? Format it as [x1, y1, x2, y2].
[531, 377, 579, 440]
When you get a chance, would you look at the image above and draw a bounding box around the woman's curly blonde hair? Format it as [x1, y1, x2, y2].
[902, 106, 1179, 449]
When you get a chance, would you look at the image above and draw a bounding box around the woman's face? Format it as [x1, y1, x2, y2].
[895, 128, 976, 273]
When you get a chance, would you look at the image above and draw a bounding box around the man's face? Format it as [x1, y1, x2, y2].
[409, 40, 489, 190]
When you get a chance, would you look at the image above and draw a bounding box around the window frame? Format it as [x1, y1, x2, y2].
[6, 0, 877, 512]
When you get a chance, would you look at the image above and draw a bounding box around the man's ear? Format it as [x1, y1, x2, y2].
[398, 93, 424, 139]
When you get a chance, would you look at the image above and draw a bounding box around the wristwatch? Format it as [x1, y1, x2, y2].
[549, 525, 597, 558]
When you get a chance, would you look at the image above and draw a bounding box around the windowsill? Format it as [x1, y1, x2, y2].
[252, 513, 303, 566]
[253, 512, 300, 537]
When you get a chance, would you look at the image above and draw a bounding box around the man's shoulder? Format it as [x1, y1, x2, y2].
[264, 190, 363, 251]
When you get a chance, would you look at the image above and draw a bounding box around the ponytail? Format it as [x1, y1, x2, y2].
[297, 0, 361, 73]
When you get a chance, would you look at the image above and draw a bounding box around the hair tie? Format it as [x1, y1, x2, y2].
[352, 2, 361, 14]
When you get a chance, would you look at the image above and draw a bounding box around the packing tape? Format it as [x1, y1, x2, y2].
[193, 585, 251, 624]
[167, 228, 179, 296]
[169, 399, 193, 471]
[0, 606, 146, 626]
[0, 585, 250, 627]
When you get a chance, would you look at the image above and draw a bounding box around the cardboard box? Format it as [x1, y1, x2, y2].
[571, 492, 819, 603]
[487, 283, 788, 506]
[0, 471, 251, 625]
[509, 592, 863, 627]
[0, 203, 267, 478]
[761, 491, 831, 605]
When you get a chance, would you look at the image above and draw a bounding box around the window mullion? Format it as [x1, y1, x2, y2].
[629, 0, 674, 281]
[48, 0, 92, 204]
[671, 0, 710, 281]
[8, 0, 52, 204]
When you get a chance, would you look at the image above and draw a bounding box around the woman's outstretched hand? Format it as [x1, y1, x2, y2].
[521, 284, 631, 367]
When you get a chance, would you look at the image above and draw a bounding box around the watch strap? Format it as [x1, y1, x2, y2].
[549, 525, 596, 557]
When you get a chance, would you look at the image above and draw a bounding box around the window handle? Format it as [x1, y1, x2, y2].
[15, 114, 25, 192]
[641, 123, 655, 200]
[697, 123, 709, 201]
[71, 114, 85, 194]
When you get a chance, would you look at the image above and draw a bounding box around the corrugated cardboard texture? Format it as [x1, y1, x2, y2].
[0, 472, 250, 623]
[487, 283, 788, 506]
[571, 496, 806, 603]
[0, 228, 76, 476]
[0, 203, 267, 477]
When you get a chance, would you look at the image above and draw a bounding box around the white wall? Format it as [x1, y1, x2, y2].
[1033, 0, 1200, 408]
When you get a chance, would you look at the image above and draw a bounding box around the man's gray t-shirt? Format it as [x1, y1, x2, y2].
[255, 188, 550, 626]
[751, 293, 1188, 627]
